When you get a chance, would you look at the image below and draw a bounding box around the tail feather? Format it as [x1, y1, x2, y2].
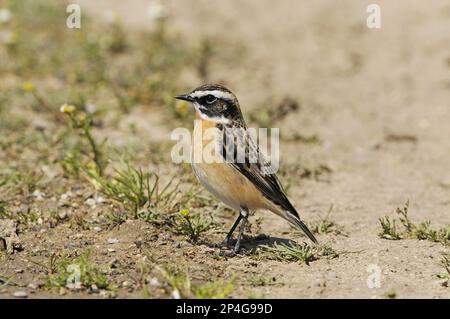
[285, 212, 318, 244]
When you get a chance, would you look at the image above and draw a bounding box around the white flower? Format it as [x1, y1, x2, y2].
[147, 0, 168, 20]
[0, 8, 12, 24]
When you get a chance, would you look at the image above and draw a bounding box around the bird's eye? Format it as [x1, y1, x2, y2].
[205, 95, 217, 104]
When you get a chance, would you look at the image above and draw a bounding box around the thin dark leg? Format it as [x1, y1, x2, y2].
[232, 209, 248, 254]
[220, 208, 248, 256]
[209, 213, 242, 248]
[225, 214, 242, 243]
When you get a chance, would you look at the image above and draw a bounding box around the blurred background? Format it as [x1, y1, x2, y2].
[0, 0, 449, 298]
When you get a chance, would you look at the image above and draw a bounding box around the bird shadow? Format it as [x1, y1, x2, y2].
[239, 234, 301, 254]
[203, 234, 307, 257]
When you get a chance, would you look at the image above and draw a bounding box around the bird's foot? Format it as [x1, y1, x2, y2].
[209, 237, 234, 249]
[219, 249, 237, 257]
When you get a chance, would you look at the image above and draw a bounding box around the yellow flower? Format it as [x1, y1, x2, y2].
[78, 114, 86, 123]
[180, 208, 189, 217]
[175, 101, 190, 116]
[22, 82, 36, 93]
[60, 103, 76, 114]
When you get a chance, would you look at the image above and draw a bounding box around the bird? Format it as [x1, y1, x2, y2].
[175, 84, 317, 255]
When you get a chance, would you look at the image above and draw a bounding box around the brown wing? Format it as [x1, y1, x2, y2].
[217, 124, 317, 243]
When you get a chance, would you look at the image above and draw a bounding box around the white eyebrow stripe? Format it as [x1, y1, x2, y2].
[190, 90, 236, 101]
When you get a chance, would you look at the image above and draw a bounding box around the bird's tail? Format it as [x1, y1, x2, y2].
[284, 211, 318, 244]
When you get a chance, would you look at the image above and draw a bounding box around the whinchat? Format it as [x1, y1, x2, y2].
[175, 84, 317, 255]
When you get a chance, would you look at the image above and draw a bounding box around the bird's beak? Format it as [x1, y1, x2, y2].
[175, 94, 195, 102]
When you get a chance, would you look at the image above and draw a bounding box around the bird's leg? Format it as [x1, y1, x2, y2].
[220, 208, 248, 257]
[209, 213, 242, 248]
[232, 208, 248, 254]
[224, 213, 243, 245]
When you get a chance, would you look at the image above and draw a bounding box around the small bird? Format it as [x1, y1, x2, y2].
[175, 84, 317, 255]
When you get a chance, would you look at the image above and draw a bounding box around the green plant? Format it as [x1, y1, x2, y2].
[60, 104, 107, 176]
[245, 275, 278, 287]
[93, 163, 149, 218]
[44, 251, 110, 290]
[248, 97, 300, 127]
[307, 205, 346, 236]
[157, 266, 234, 299]
[260, 242, 338, 265]
[0, 205, 40, 226]
[2, 168, 45, 195]
[384, 291, 397, 299]
[378, 216, 402, 240]
[437, 255, 450, 283]
[21, 82, 50, 111]
[194, 279, 234, 299]
[175, 208, 212, 243]
[378, 201, 450, 245]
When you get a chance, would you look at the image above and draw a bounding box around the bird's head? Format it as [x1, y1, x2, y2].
[175, 84, 243, 124]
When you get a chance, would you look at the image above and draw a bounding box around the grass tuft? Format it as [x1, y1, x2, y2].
[307, 205, 346, 236]
[259, 242, 339, 265]
[378, 201, 450, 245]
[40, 251, 110, 290]
[157, 266, 234, 299]
[174, 208, 212, 243]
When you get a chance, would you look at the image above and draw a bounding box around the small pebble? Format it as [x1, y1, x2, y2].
[91, 284, 99, 293]
[107, 248, 115, 253]
[93, 226, 102, 232]
[327, 271, 338, 280]
[149, 277, 160, 287]
[58, 211, 68, 219]
[13, 291, 28, 298]
[122, 281, 131, 288]
[32, 190, 44, 201]
[172, 289, 181, 299]
[27, 283, 38, 290]
[85, 198, 96, 206]
[108, 238, 119, 244]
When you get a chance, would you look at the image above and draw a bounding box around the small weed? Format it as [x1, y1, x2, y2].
[248, 97, 300, 127]
[60, 104, 107, 176]
[378, 216, 402, 240]
[245, 275, 278, 287]
[384, 290, 397, 299]
[21, 82, 50, 111]
[3, 169, 45, 195]
[157, 266, 234, 299]
[103, 210, 128, 229]
[194, 279, 234, 299]
[0, 206, 40, 226]
[437, 255, 450, 285]
[93, 163, 149, 218]
[175, 208, 212, 243]
[285, 133, 321, 144]
[307, 205, 346, 236]
[259, 242, 338, 265]
[92, 163, 198, 223]
[44, 250, 110, 290]
[378, 201, 450, 245]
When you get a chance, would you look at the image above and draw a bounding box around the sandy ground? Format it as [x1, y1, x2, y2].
[2, 0, 450, 298]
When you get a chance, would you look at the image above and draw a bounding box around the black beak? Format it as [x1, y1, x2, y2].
[175, 94, 195, 102]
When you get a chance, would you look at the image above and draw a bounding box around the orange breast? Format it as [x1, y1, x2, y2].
[191, 118, 274, 211]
